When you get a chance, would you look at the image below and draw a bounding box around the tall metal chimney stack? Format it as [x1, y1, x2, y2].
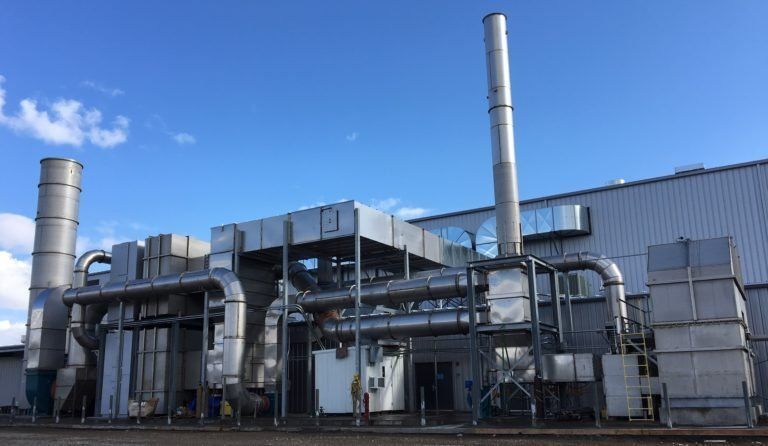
[28, 158, 82, 312]
[22, 157, 83, 407]
[483, 13, 522, 257]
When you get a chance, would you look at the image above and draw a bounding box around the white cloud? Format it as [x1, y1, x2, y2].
[146, 114, 195, 145]
[369, 198, 430, 220]
[395, 207, 429, 219]
[0, 213, 35, 254]
[172, 132, 196, 145]
[298, 201, 327, 211]
[0, 320, 26, 345]
[0, 251, 31, 311]
[297, 198, 350, 211]
[80, 80, 124, 97]
[370, 198, 400, 212]
[346, 132, 359, 142]
[0, 75, 129, 148]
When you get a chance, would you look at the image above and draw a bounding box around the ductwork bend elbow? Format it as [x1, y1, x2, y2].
[543, 251, 628, 333]
[70, 250, 112, 352]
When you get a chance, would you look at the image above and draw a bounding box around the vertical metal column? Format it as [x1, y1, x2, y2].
[114, 301, 125, 418]
[548, 270, 563, 347]
[281, 219, 291, 419]
[466, 267, 481, 425]
[743, 380, 753, 428]
[167, 320, 180, 424]
[95, 326, 106, 416]
[404, 246, 415, 413]
[306, 324, 313, 416]
[354, 208, 362, 427]
[662, 382, 672, 428]
[563, 274, 575, 335]
[526, 260, 543, 423]
[200, 293, 209, 422]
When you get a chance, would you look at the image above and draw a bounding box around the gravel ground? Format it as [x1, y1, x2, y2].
[0, 428, 764, 446]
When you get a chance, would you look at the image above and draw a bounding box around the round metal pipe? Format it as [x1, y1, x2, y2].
[296, 270, 468, 312]
[543, 251, 628, 333]
[70, 250, 111, 354]
[62, 267, 261, 413]
[321, 309, 470, 342]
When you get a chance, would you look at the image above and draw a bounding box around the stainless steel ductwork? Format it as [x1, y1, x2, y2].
[543, 252, 628, 332]
[62, 267, 266, 413]
[70, 250, 112, 353]
[24, 157, 83, 412]
[295, 267, 469, 313]
[484, 13, 522, 258]
[320, 308, 470, 342]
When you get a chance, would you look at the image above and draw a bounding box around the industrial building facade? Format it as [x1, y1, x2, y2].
[408, 158, 768, 412]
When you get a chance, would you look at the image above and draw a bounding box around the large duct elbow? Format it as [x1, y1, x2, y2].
[543, 252, 628, 332]
[62, 267, 266, 413]
[70, 250, 112, 353]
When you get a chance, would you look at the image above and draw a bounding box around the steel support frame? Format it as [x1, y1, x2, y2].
[467, 267, 481, 425]
[466, 254, 561, 425]
[403, 245, 416, 413]
[281, 219, 292, 419]
[199, 293, 209, 423]
[354, 208, 362, 426]
[114, 301, 125, 418]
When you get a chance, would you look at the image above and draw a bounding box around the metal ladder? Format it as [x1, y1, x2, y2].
[618, 299, 655, 421]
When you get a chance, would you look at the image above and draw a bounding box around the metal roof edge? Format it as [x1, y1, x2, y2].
[409, 158, 768, 223]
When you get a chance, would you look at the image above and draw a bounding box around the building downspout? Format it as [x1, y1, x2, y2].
[543, 252, 628, 333]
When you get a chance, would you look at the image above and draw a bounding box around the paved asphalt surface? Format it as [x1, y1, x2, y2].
[0, 427, 764, 445]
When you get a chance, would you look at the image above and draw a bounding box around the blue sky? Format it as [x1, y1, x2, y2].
[0, 1, 766, 342]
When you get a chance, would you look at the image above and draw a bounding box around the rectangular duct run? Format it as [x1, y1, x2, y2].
[520, 205, 591, 240]
[648, 237, 760, 426]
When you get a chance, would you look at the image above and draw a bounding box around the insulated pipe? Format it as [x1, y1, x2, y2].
[320, 309, 470, 342]
[484, 13, 522, 257]
[543, 252, 628, 332]
[70, 250, 112, 352]
[295, 269, 469, 313]
[62, 268, 264, 413]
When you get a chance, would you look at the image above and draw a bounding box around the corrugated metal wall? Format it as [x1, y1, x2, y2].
[415, 161, 768, 293]
[0, 354, 23, 407]
[411, 160, 768, 409]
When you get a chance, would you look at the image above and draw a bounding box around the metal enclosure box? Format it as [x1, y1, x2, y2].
[648, 237, 747, 324]
[230, 201, 484, 268]
[107, 241, 144, 322]
[648, 237, 758, 426]
[313, 346, 404, 414]
[141, 234, 210, 317]
[486, 268, 530, 324]
[509, 352, 600, 383]
[602, 353, 645, 418]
